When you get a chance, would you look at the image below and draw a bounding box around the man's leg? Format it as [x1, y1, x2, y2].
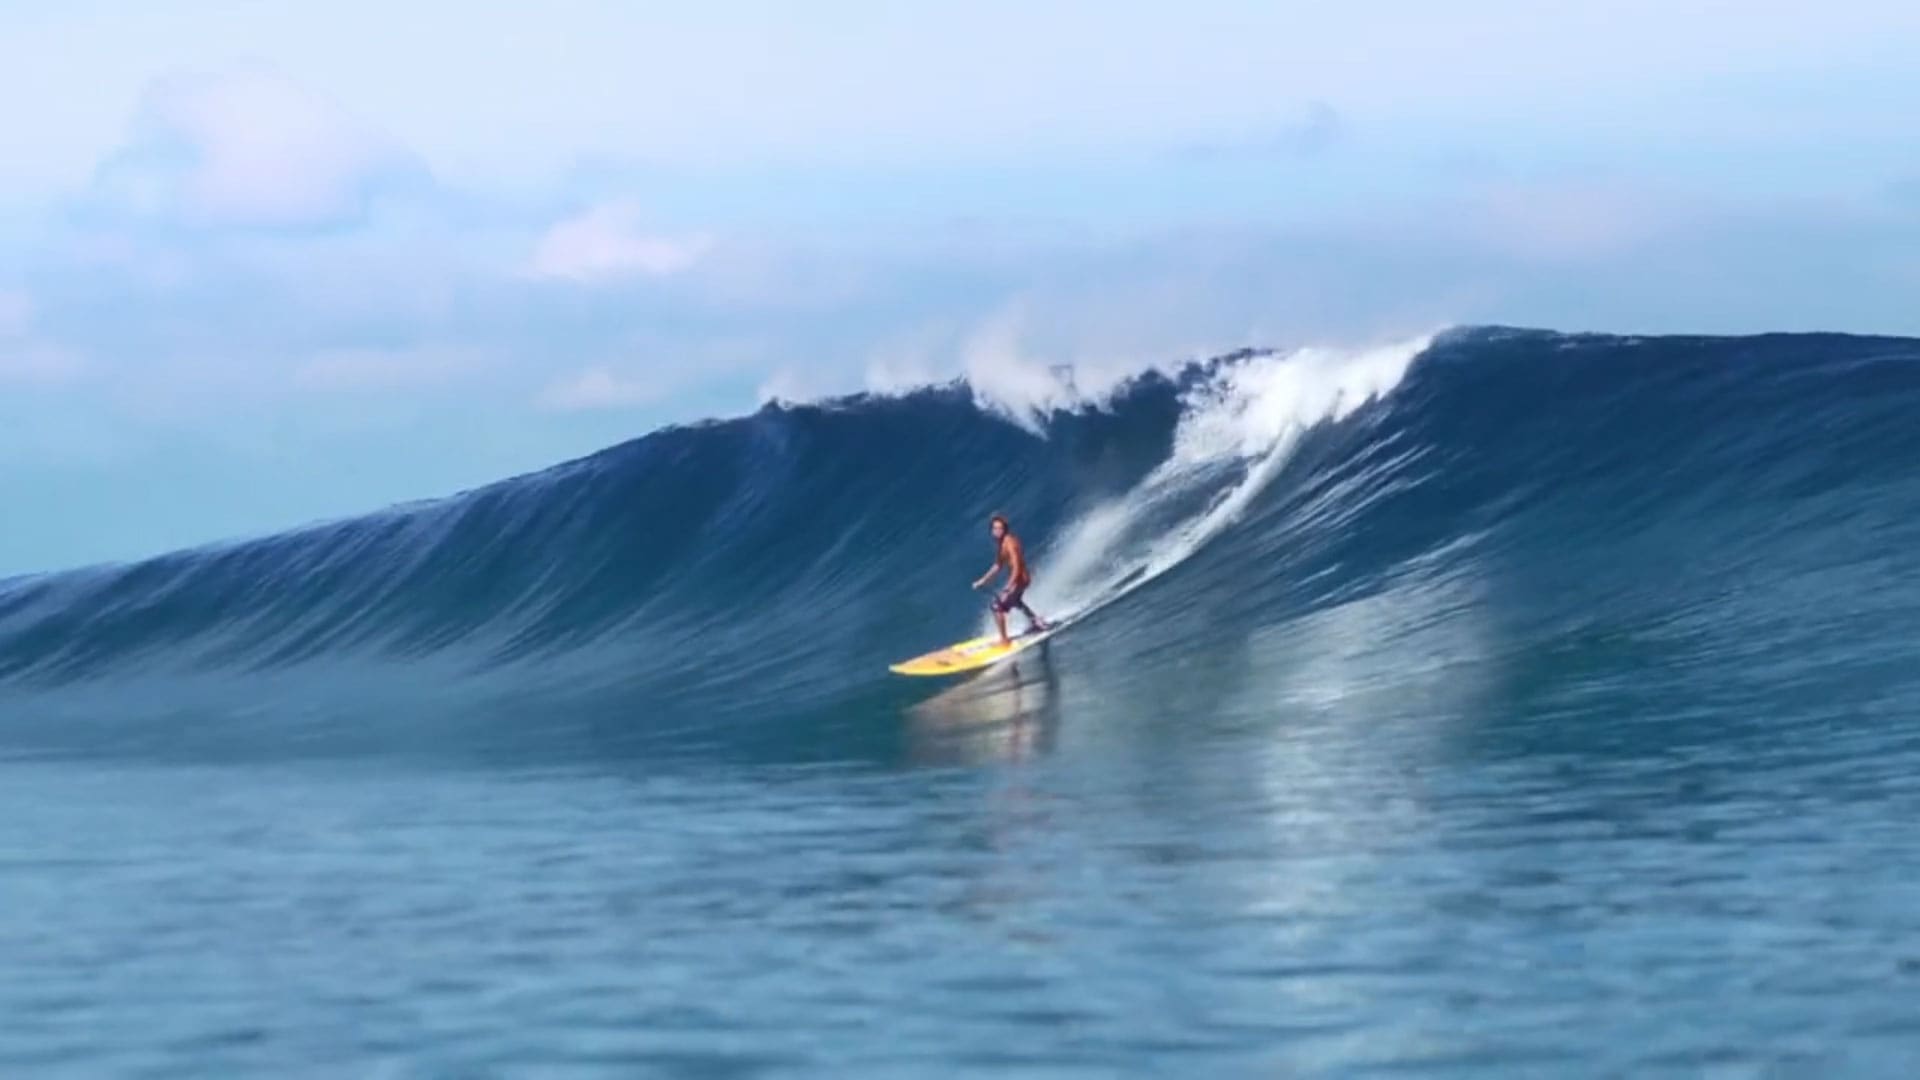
[1021, 600, 1050, 632]
[991, 594, 1012, 646]
[1006, 582, 1046, 634]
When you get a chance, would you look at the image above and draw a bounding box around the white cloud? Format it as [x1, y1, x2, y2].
[528, 201, 711, 283]
[540, 331, 780, 411]
[293, 345, 482, 391]
[536, 367, 666, 411]
[90, 65, 417, 229]
[0, 291, 84, 385]
[0, 291, 31, 337]
[3, 2, 1917, 194]
[1182, 100, 1345, 159]
[1470, 184, 1675, 263]
[0, 344, 84, 385]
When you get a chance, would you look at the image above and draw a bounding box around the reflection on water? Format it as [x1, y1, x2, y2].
[902, 645, 1063, 767]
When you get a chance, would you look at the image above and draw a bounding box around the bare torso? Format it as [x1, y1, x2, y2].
[1000, 534, 1031, 587]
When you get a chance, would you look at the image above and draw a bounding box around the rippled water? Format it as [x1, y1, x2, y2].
[9, 330, 1920, 1074]
[8, 636, 1919, 1077]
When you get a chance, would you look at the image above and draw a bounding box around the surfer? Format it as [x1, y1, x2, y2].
[973, 514, 1051, 646]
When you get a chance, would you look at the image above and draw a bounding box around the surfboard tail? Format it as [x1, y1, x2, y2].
[889, 612, 1074, 676]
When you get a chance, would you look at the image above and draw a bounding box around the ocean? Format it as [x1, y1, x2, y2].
[4, 326, 1920, 1076]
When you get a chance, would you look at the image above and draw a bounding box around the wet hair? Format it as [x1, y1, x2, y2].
[989, 514, 1009, 530]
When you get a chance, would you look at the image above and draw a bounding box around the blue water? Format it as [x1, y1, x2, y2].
[5, 326, 1920, 1075]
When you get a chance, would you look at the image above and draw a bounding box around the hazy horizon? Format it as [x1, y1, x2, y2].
[5, 1, 1919, 573]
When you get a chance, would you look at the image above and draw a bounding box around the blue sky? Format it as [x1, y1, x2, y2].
[3, 0, 1919, 575]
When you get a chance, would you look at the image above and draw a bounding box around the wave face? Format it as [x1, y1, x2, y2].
[5, 327, 1920, 762]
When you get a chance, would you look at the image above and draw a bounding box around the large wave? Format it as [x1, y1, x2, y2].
[5, 326, 1920, 764]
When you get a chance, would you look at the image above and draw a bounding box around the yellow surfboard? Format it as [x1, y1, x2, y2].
[889, 623, 1062, 677]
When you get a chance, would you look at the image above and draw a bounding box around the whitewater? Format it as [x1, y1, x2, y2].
[5, 326, 1920, 1075]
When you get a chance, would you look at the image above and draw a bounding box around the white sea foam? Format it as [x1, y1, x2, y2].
[987, 335, 1433, 635]
[859, 303, 1227, 434]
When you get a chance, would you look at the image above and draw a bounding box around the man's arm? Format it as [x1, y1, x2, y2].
[972, 548, 1006, 590]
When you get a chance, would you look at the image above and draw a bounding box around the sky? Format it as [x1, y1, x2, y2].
[3, 0, 1919, 575]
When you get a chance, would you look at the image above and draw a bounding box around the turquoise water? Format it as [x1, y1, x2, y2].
[7, 648, 1920, 1076]
[7, 329, 1920, 1074]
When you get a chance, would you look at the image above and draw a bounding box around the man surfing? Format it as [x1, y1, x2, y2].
[973, 514, 1051, 646]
